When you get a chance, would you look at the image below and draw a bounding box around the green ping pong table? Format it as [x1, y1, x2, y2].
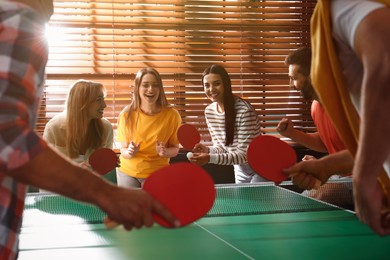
[20, 183, 390, 260]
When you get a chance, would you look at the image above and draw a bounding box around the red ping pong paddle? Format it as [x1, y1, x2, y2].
[104, 162, 216, 229]
[89, 148, 118, 175]
[143, 162, 215, 228]
[247, 135, 297, 185]
[177, 124, 201, 150]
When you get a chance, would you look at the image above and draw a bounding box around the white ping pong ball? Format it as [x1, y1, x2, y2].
[186, 152, 193, 159]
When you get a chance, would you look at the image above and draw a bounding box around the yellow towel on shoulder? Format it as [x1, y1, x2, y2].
[310, 0, 390, 201]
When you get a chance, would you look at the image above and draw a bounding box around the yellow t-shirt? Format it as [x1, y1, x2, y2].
[117, 107, 181, 178]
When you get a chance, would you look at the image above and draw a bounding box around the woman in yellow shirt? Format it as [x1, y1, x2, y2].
[116, 68, 182, 188]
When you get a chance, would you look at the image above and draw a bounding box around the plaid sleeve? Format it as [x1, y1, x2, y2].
[0, 4, 48, 172]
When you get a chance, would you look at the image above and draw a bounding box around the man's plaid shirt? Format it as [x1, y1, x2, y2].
[0, 2, 49, 259]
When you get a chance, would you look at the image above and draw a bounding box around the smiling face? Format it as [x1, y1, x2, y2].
[87, 88, 106, 120]
[139, 73, 161, 107]
[288, 64, 315, 101]
[203, 73, 225, 105]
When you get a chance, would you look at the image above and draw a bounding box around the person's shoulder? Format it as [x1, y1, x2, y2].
[101, 117, 112, 125]
[43, 113, 66, 137]
[311, 100, 320, 108]
[46, 113, 66, 126]
[235, 97, 247, 105]
[101, 117, 113, 129]
[235, 97, 255, 112]
[164, 106, 181, 117]
[312, 100, 326, 113]
[205, 102, 216, 111]
[119, 109, 130, 119]
[331, 0, 385, 47]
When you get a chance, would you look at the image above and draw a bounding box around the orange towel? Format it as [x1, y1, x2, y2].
[310, 0, 390, 202]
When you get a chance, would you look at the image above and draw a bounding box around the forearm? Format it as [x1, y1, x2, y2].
[162, 146, 179, 158]
[288, 130, 328, 153]
[105, 133, 114, 149]
[353, 7, 390, 180]
[209, 140, 247, 165]
[120, 147, 133, 159]
[119, 142, 137, 159]
[210, 149, 247, 165]
[356, 80, 390, 180]
[318, 150, 354, 177]
[6, 145, 115, 207]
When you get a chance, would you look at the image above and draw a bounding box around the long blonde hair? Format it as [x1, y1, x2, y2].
[65, 80, 106, 158]
[120, 68, 169, 139]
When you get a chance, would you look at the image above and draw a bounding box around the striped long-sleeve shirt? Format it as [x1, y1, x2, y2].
[0, 2, 49, 259]
[205, 97, 261, 165]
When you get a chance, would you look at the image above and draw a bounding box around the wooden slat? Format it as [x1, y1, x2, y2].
[38, 0, 317, 140]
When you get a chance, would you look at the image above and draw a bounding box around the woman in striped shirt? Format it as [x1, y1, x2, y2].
[189, 65, 267, 183]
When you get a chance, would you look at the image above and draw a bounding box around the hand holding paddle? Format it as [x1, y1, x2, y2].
[89, 148, 118, 175]
[103, 185, 180, 230]
[177, 123, 201, 150]
[282, 157, 328, 190]
[105, 162, 216, 229]
[247, 135, 297, 185]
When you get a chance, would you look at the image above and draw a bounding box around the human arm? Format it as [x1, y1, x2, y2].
[120, 141, 140, 159]
[352, 6, 390, 236]
[116, 112, 141, 159]
[188, 143, 209, 165]
[198, 105, 260, 166]
[156, 140, 179, 158]
[5, 145, 178, 230]
[277, 117, 328, 153]
[42, 119, 56, 145]
[103, 119, 114, 149]
[42, 114, 68, 151]
[197, 131, 247, 166]
[283, 149, 353, 190]
[193, 143, 209, 153]
[155, 108, 181, 158]
[1, 1, 178, 231]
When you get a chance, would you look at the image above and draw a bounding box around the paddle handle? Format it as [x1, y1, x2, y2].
[104, 217, 120, 229]
[313, 179, 321, 189]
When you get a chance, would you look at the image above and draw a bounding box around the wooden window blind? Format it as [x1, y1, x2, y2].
[39, 0, 317, 146]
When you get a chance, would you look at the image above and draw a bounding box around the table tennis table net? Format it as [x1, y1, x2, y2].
[208, 184, 338, 217]
[23, 184, 338, 226]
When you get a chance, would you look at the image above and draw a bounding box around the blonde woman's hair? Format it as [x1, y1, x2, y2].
[65, 80, 106, 158]
[120, 68, 169, 139]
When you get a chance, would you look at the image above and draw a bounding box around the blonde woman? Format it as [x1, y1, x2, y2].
[43, 80, 113, 166]
[116, 68, 181, 188]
